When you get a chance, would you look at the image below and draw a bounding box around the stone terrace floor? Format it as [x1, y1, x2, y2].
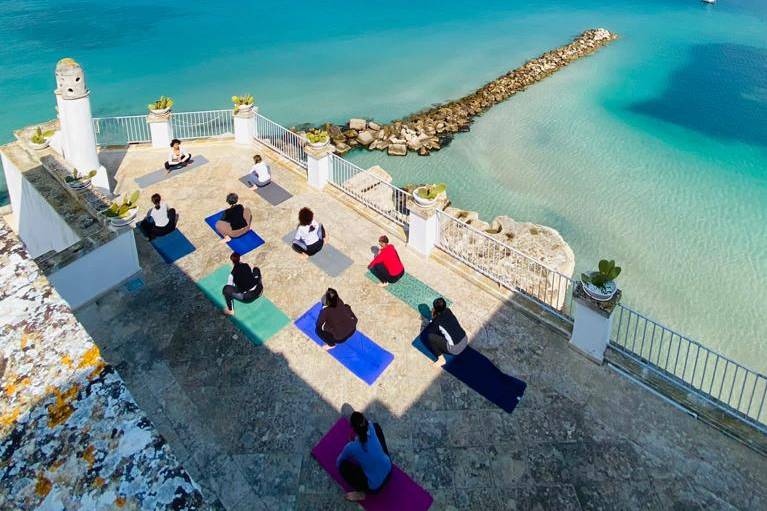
[74, 139, 767, 510]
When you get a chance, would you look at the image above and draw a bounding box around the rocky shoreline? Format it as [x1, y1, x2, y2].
[300, 28, 617, 156]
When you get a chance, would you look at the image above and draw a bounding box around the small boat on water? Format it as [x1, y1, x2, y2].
[702, 0, 716, 4]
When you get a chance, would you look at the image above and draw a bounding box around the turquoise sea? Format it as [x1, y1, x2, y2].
[1, 1, 765, 370]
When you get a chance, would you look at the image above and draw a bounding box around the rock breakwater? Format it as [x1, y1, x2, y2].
[302, 28, 617, 156]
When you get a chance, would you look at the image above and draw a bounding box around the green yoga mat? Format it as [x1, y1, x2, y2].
[197, 265, 290, 345]
[366, 271, 451, 319]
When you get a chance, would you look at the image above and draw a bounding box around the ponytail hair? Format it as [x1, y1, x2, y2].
[350, 411, 369, 445]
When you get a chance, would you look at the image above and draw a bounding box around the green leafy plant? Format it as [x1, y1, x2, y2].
[104, 190, 140, 218]
[64, 168, 97, 184]
[232, 94, 254, 114]
[581, 259, 621, 290]
[415, 183, 446, 200]
[147, 96, 174, 111]
[306, 129, 330, 144]
[30, 126, 55, 144]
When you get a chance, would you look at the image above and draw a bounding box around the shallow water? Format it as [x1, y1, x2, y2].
[1, 0, 765, 370]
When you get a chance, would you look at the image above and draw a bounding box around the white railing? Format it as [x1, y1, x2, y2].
[93, 115, 151, 145]
[171, 110, 233, 140]
[436, 210, 575, 320]
[255, 113, 307, 168]
[328, 154, 410, 226]
[611, 304, 767, 428]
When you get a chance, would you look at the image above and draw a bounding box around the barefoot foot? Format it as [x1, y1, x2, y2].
[377, 282, 389, 288]
[434, 356, 447, 368]
[219, 235, 232, 244]
[345, 492, 365, 502]
[223, 308, 234, 316]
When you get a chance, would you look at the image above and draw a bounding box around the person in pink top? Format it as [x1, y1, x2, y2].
[368, 235, 405, 287]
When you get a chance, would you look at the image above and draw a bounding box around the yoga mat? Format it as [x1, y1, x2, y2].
[196, 265, 290, 345]
[150, 229, 196, 263]
[312, 418, 433, 511]
[412, 336, 526, 413]
[295, 302, 393, 385]
[134, 156, 209, 189]
[238, 175, 293, 206]
[365, 271, 449, 319]
[205, 211, 265, 255]
[281, 232, 354, 278]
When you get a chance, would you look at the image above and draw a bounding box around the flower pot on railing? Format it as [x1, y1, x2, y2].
[102, 190, 140, 228]
[413, 183, 446, 208]
[147, 96, 174, 115]
[306, 129, 330, 148]
[581, 272, 618, 301]
[580, 259, 621, 302]
[64, 169, 97, 191]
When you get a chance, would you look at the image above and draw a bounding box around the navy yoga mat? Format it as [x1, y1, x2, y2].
[150, 229, 196, 263]
[281, 232, 354, 278]
[204, 211, 265, 255]
[238, 175, 293, 206]
[134, 156, 209, 188]
[295, 302, 394, 385]
[413, 335, 526, 413]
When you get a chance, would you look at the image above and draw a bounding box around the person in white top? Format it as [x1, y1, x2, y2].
[249, 154, 271, 187]
[164, 139, 192, 171]
[139, 193, 178, 240]
[292, 207, 326, 257]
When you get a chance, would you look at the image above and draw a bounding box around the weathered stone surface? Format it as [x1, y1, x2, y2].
[388, 143, 407, 156]
[356, 130, 375, 146]
[348, 118, 366, 131]
[368, 121, 381, 131]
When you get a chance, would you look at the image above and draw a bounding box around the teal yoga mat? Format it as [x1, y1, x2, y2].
[196, 265, 290, 345]
[366, 271, 450, 319]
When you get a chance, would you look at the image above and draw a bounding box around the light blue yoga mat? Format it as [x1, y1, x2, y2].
[281, 231, 353, 278]
[134, 156, 209, 188]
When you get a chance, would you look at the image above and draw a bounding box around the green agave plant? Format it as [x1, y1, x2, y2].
[30, 126, 55, 144]
[415, 183, 446, 200]
[147, 96, 174, 111]
[581, 259, 621, 290]
[306, 129, 329, 144]
[64, 168, 97, 183]
[104, 190, 140, 218]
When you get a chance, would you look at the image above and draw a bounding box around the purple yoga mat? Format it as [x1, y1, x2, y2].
[311, 418, 433, 511]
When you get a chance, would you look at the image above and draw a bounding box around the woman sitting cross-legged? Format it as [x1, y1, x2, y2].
[221, 252, 263, 316]
[316, 288, 357, 351]
[368, 235, 404, 287]
[215, 193, 252, 242]
[336, 411, 392, 502]
[164, 138, 192, 171]
[421, 297, 468, 366]
[292, 207, 325, 258]
[139, 193, 177, 241]
[249, 154, 271, 187]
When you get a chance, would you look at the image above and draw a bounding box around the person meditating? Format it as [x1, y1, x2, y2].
[164, 138, 192, 171]
[139, 193, 177, 241]
[249, 154, 271, 187]
[292, 207, 325, 257]
[336, 411, 392, 502]
[221, 252, 263, 316]
[316, 288, 357, 351]
[368, 235, 404, 287]
[215, 193, 252, 242]
[421, 297, 468, 366]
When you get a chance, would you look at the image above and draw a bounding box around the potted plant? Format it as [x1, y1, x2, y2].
[306, 129, 330, 147]
[232, 94, 254, 115]
[413, 183, 446, 207]
[64, 168, 97, 190]
[103, 190, 140, 227]
[581, 259, 621, 301]
[29, 127, 55, 150]
[147, 96, 174, 114]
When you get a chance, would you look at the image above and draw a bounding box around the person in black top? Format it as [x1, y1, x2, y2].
[316, 288, 357, 350]
[420, 297, 468, 366]
[221, 252, 263, 315]
[215, 193, 252, 242]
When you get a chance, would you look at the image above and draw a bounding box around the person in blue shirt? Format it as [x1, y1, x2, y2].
[336, 411, 392, 502]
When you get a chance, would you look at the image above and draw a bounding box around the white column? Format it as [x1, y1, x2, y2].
[54, 58, 109, 192]
[407, 201, 440, 256]
[305, 144, 334, 190]
[148, 112, 173, 149]
[569, 283, 622, 363]
[234, 106, 257, 145]
[54, 91, 71, 158]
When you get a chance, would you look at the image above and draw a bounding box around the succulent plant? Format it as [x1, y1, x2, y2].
[104, 190, 140, 218]
[306, 129, 330, 144]
[582, 259, 621, 290]
[30, 126, 55, 144]
[64, 168, 97, 183]
[415, 183, 446, 200]
[147, 96, 174, 111]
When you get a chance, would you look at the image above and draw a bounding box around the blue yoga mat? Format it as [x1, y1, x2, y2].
[150, 229, 196, 263]
[295, 302, 394, 385]
[204, 211, 265, 255]
[413, 335, 526, 413]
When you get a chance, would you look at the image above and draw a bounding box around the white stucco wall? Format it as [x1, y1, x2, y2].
[0, 151, 80, 258]
[48, 229, 140, 310]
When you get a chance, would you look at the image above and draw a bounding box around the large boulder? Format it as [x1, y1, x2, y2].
[357, 130, 375, 146]
[349, 118, 367, 131]
[388, 144, 407, 156]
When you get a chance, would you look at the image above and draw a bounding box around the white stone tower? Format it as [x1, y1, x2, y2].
[55, 58, 109, 191]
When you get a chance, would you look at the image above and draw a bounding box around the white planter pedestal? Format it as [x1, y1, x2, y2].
[234, 107, 257, 145]
[147, 112, 173, 149]
[407, 200, 439, 256]
[569, 282, 622, 364]
[305, 144, 334, 190]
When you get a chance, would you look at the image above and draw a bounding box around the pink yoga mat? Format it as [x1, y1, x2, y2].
[311, 418, 433, 511]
